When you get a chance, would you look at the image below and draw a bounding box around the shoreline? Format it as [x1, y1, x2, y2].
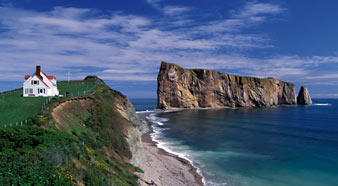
[137, 133, 204, 186]
[136, 106, 233, 114]
[134, 105, 258, 186]
[135, 103, 303, 116]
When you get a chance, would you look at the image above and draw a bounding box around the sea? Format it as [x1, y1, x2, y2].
[131, 98, 338, 186]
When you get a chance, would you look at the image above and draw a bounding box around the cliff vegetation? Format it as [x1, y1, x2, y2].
[0, 77, 146, 185]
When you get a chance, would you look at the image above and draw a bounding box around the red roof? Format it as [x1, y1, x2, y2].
[24, 71, 56, 88]
[42, 72, 56, 80]
[36, 75, 50, 88]
[25, 72, 56, 80]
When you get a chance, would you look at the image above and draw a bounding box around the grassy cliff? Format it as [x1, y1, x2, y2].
[0, 77, 144, 186]
[0, 79, 98, 128]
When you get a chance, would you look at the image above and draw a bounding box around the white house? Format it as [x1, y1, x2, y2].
[23, 66, 59, 97]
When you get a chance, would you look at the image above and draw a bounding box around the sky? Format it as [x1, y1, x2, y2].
[0, 0, 337, 98]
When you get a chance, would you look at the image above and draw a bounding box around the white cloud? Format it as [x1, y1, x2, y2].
[162, 6, 191, 16]
[146, 0, 163, 9]
[198, 2, 283, 34]
[305, 74, 338, 80]
[145, 0, 191, 16]
[0, 3, 337, 89]
[234, 2, 284, 18]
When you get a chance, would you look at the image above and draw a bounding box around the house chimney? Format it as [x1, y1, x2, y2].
[36, 65, 42, 80]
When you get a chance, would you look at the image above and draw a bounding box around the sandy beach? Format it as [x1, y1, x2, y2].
[137, 134, 204, 186]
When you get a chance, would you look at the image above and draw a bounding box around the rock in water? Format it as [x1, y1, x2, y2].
[157, 61, 297, 109]
[297, 86, 312, 105]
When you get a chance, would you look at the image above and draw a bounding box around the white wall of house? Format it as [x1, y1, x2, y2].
[23, 74, 59, 97]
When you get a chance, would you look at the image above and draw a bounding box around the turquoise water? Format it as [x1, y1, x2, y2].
[130, 99, 157, 112]
[131, 99, 338, 186]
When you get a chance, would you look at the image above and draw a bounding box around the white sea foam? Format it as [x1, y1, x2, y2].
[146, 113, 169, 126]
[206, 180, 228, 186]
[136, 110, 155, 114]
[313, 103, 331, 106]
[157, 122, 164, 126]
[145, 111, 207, 185]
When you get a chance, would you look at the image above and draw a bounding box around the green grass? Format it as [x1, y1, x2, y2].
[57, 81, 97, 97]
[0, 78, 142, 185]
[0, 80, 98, 128]
[0, 125, 140, 186]
[0, 89, 48, 127]
[0, 126, 76, 186]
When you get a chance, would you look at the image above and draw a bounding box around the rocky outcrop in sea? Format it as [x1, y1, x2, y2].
[157, 61, 298, 109]
[297, 86, 312, 105]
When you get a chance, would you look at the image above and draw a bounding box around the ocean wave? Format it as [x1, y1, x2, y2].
[146, 113, 169, 126]
[206, 180, 228, 186]
[136, 110, 155, 113]
[313, 103, 332, 106]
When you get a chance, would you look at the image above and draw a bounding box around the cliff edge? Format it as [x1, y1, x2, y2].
[158, 61, 297, 109]
[1, 77, 149, 186]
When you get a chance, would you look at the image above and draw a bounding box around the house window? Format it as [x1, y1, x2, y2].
[31, 80, 39, 85]
[25, 88, 33, 94]
[38, 88, 45, 94]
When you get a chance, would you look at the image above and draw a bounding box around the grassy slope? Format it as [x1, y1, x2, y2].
[0, 77, 142, 186]
[0, 80, 98, 128]
[0, 89, 48, 126]
[58, 81, 97, 97]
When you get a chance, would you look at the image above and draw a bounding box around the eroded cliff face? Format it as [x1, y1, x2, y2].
[125, 126, 145, 167]
[50, 78, 148, 184]
[158, 61, 297, 109]
[297, 86, 312, 105]
[114, 94, 150, 134]
[113, 92, 148, 166]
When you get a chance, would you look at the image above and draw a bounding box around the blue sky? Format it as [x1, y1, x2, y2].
[0, 0, 338, 98]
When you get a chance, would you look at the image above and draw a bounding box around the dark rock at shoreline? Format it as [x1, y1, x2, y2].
[157, 61, 297, 109]
[297, 86, 312, 105]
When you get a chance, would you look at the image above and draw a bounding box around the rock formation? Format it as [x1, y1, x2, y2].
[157, 61, 297, 109]
[297, 86, 312, 105]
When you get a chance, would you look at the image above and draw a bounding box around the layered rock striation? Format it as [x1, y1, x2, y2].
[297, 86, 312, 105]
[157, 61, 297, 109]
